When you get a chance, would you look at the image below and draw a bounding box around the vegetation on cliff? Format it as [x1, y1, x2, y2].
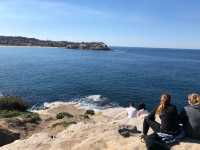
[0, 96, 41, 146]
[0, 96, 28, 112]
[0, 96, 40, 121]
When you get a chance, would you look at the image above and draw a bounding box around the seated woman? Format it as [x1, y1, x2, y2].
[141, 94, 180, 139]
[137, 103, 148, 118]
[180, 93, 200, 139]
[126, 101, 137, 119]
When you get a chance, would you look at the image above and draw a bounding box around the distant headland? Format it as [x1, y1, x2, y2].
[0, 36, 111, 50]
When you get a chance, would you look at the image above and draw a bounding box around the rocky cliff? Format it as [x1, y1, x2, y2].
[0, 36, 111, 50]
[1, 102, 199, 150]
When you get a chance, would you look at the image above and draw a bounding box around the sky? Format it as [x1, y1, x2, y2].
[0, 0, 200, 49]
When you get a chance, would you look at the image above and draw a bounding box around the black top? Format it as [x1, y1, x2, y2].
[180, 104, 200, 139]
[148, 104, 180, 134]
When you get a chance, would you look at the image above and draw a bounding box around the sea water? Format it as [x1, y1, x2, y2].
[0, 47, 199, 110]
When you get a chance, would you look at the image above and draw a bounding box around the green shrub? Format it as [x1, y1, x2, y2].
[56, 112, 73, 119]
[0, 109, 41, 122]
[0, 110, 23, 118]
[21, 112, 41, 123]
[0, 97, 28, 111]
[85, 110, 95, 115]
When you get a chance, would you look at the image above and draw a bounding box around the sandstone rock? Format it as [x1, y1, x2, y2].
[0, 128, 20, 146]
[1, 103, 200, 150]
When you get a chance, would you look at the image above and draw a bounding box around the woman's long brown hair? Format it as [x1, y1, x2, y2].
[188, 93, 200, 105]
[156, 94, 171, 115]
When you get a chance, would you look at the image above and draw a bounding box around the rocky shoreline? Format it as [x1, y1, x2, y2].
[0, 101, 199, 150]
[0, 36, 111, 50]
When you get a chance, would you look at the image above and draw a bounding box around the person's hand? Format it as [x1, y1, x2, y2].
[140, 134, 147, 143]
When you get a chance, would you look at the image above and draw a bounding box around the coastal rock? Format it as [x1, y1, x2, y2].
[0, 128, 20, 146]
[1, 103, 200, 150]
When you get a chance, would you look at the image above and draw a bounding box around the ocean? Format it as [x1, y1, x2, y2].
[0, 46, 199, 110]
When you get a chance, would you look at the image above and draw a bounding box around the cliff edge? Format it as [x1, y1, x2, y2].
[0, 102, 199, 150]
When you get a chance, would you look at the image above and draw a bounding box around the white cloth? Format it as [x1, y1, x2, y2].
[136, 109, 148, 118]
[126, 106, 137, 118]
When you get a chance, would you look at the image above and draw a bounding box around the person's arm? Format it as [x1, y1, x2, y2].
[147, 106, 157, 120]
[179, 108, 188, 125]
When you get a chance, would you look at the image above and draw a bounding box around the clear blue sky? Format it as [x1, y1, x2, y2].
[0, 0, 200, 49]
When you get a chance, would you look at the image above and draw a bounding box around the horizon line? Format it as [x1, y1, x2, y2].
[1, 34, 200, 50]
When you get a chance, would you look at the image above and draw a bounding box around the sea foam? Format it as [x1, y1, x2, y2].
[0, 92, 3, 98]
[31, 94, 119, 112]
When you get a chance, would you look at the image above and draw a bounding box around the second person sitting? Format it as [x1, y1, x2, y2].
[141, 94, 180, 138]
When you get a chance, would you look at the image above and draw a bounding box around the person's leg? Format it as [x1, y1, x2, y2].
[143, 117, 161, 135]
[145, 133, 170, 150]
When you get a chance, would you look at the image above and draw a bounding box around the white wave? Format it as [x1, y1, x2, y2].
[85, 95, 104, 102]
[43, 101, 78, 108]
[30, 101, 78, 111]
[77, 95, 118, 110]
[0, 92, 3, 98]
[31, 95, 119, 112]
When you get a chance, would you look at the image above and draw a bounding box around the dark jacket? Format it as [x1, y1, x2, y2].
[148, 104, 180, 134]
[180, 104, 200, 139]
